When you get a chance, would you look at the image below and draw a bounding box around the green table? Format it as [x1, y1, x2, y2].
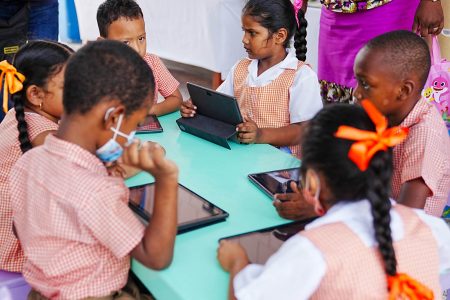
[126, 112, 300, 300]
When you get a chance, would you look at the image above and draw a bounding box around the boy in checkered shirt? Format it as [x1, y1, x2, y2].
[10, 40, 178, 299]
[353, 30, 450, 217]
[97, 0, 182, 116]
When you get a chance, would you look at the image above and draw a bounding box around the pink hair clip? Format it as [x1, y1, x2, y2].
[293, 0, 303, 27]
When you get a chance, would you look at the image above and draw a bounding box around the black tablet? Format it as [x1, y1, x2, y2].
[187, 82, 243, 125]
[248, 168, 301, 198]
[220, 220, 313, 265]
[136, 115, 163, 133]
[129, 183, 228, 234]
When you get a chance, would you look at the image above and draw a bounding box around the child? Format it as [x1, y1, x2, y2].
[181, 0, 323, 157]
[0, 40, 73, 272]
[10, 40, 179, 299]
[218, 102, 450, 299]
[353, 30, 450, 217]
[97, 0, 183, 116]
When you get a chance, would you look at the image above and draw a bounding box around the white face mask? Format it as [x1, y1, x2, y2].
[96, 110, 136, 163]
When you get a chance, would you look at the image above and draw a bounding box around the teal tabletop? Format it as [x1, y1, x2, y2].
[126, 112, 300, 300]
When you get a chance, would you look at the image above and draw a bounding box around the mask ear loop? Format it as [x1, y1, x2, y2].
[104, 107, 123, 141]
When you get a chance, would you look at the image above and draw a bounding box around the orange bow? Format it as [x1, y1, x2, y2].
[334, 100, 408, 171]
[388, 273, 434, 300]
[0, 60, 26, 113]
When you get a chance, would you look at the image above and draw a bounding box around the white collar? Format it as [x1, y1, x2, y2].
[247, 48, 298, 79]
[305, 199, 397, 230]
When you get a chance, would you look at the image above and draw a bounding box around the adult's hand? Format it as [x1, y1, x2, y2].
[413, 0, 444, 37]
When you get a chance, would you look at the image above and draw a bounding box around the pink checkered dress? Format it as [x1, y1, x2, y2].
[10, 134, 145, 299]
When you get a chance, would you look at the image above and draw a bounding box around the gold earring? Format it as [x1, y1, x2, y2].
[39, 102, 43, 110]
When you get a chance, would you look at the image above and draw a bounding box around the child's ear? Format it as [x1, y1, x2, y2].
[398, 79, 415, 102]
[274, 28, 288, 46]
[103, 105, 126, 130]
[26, 85, 44, 108]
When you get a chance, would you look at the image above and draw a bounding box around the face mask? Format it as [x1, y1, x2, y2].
[96, 112, 136, 163]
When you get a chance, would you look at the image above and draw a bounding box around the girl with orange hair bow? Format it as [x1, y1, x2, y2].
[0, 41, 73, 273]
[218, 100, 450, 300]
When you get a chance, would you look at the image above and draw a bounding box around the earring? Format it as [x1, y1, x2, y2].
[39, 102, 43, 110]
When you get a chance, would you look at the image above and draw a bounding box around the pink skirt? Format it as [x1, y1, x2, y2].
[318, 0, 420, 103]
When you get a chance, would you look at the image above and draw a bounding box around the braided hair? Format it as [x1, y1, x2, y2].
[243, 0, 307, 61]
[11, 40, 73, 153]
[300, 104, 398, 286]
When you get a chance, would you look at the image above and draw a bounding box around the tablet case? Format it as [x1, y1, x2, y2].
[136, 115, 163, 133]
[176, 83, 243, 149]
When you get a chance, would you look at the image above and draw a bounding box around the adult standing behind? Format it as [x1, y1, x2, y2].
[313, 0, 444, 104]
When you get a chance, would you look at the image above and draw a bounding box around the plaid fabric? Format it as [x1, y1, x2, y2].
[0, 109, 58, 272]
[233, 59, 303, 157]
[302, 205, 441, 299]
[143, 53, 179, 102]
[10, 134, 145, 299]
[392, 100, 450, 217]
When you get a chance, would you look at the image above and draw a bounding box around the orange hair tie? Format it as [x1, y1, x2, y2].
[334, 100, 409, 171]
[388, 273, 434, 300]
[0, 60, 26, 113]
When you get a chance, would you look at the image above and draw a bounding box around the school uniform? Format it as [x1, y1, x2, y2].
[233, 200, 450, 300]
[0, 109, 58, 272]
[9, 134, 145, 299]
[391, 99, 450, 217]
[143, 53, 180, 103]
[217, 49, 323, 157]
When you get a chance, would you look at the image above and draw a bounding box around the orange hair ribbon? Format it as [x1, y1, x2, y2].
[0, 60, 26, 113]
[334, 100, 409, 171]
[388, 273, 434, 300]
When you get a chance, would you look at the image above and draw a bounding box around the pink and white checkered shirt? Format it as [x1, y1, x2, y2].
[10, 134, 145, 299]
[0, 109, 58, 272]
[143, 53, 179, 103]
[392, 99, 450, 217]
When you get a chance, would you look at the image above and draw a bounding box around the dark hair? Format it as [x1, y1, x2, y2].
[243, 0, 307, 61]
[365, 30, 431, 90]
[97, 0, 144, 37]
[11, 40, 74, 153]
[63, 39, 154, 115]
[301, 104, 397, 278]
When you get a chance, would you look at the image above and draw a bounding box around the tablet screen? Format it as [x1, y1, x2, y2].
[222, 221, 310, 265]
[249, 168, 301, 197]
[129, 183, 228, 233]
[136, 115, 163, 133]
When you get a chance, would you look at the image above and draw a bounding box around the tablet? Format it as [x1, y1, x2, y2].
[220, 220, 313, 265]
[248, 168, 301, 198]
[129, 183, 229, 234]
[136, 115, 163, 133]
[187, 82, 243, 125]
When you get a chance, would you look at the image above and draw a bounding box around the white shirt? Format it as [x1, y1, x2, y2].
[217, 49, 323, 124]
[234, 200, 450, 300]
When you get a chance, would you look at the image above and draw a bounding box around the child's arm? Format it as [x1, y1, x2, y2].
[218, 240, 250, 300]
[123, 141, 179, 270]
[149, 88, 183, 116]
[396, 177, 432, 210]
[236, 116, 306, 146]
[273, 181, 317, 220]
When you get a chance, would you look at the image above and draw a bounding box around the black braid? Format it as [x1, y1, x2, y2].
[12, 93, 32, 153]
[293, 9, 307, 62]
[367, 151, 397, 277]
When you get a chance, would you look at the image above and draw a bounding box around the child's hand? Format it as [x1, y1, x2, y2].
[273, 181, 317, 220]
[180, 99, 197, 118]
[217, 240, 249, 272]
[236, 116, 260, 144]
[122, 140, 178, 180]
[105, 162, 127, 178]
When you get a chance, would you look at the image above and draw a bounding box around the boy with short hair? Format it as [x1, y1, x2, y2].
[353, 30, 450, 217]
[10, 40, 178, 299]
[97, 0, 183, 116]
